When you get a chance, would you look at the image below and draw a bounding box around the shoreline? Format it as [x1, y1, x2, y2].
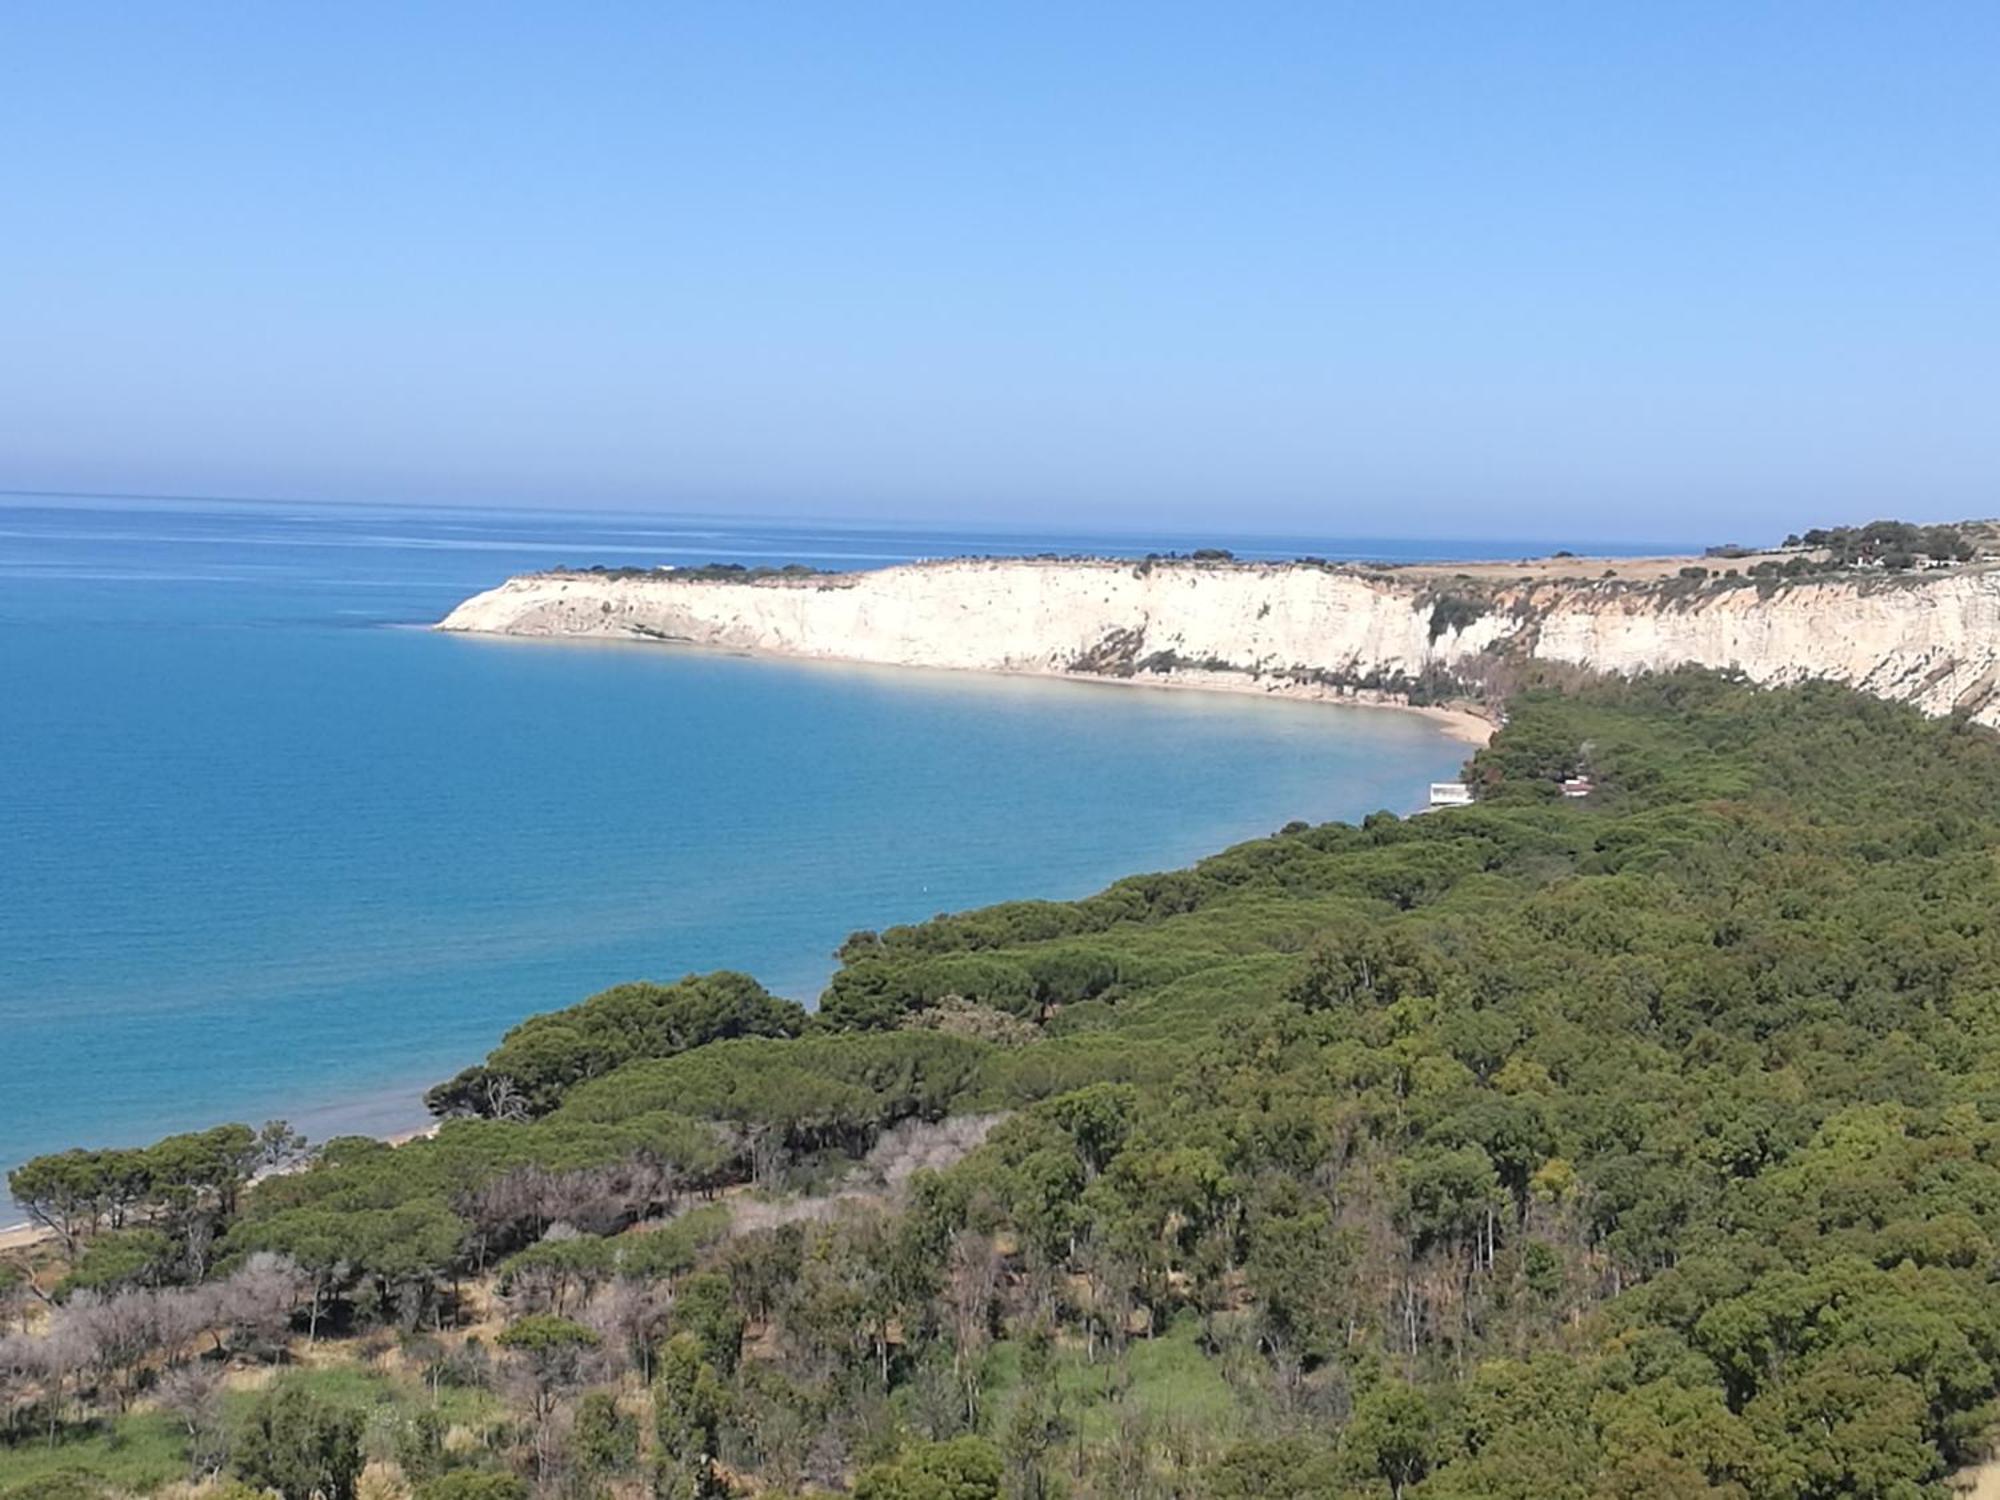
[447, 626, 1498, 748]
[5, 597, 1484, 1263]
[1, 645, 1476, 1260]
[439, 546, 2000, 734]
[983, 658, 1497, 744]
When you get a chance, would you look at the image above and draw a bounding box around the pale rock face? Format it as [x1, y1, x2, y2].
[436, 559, 2000, 726]
[1529, 574, 2000, 718]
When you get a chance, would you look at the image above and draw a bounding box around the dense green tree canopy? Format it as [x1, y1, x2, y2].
[22, 670, 2000, 1497]
[424, 971, 806, 1118]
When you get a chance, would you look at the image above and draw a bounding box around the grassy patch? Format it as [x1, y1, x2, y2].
[0, 1362, 505, 1497]
[979, 1316, 1248, 1447]
[0, 1412, 187, 1495]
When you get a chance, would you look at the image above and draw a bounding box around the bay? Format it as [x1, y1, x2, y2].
[0, 497, 1671, 1177]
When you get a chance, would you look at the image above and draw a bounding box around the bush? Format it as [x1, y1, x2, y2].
[854, 1436, 1002, 1500]
[415, 1475, 530, 1500]
[1426, 593, 1488, 643]
[233, 1382, 365, 1500]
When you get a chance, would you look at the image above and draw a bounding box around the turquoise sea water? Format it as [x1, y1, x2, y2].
[0, 498, 1669, 1180]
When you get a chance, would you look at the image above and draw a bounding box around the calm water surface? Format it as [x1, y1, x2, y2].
[0, 498, 1674, 1177]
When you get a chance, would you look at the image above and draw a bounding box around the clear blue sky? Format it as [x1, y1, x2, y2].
[2, 3, 1994, 541]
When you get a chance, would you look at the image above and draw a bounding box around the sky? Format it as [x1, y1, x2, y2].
[1, 3, 1995, 542]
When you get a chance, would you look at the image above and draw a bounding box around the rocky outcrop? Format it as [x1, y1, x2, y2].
[436, 558, 2000, 725]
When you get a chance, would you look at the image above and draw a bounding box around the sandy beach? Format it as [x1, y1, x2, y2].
[984, 658, 1498, 744]
[457, 616, 1498, 750]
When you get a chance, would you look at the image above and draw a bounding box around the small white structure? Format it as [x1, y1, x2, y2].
[1561, 776, 1594, 799]
[1428, 782, 1474, 808]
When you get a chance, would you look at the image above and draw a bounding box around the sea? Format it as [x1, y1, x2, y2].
[0, 495, 1680, 1182]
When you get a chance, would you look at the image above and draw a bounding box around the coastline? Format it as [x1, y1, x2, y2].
[979, 658, 1498, 744]
[6, 554, 1487, 1257]
[437, 558, 1516, 747]
[1, 645, 1476, 1253]
[439, 550, 2000, 732]
[449, 624, 1498, 748]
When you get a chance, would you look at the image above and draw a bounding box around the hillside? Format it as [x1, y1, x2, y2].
[12, 672, 2000, 1496]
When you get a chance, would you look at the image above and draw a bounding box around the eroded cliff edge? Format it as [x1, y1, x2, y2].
[437, 556, 2000, 727]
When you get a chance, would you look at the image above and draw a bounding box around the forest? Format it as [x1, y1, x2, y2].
[10, 668, 2000, 1499]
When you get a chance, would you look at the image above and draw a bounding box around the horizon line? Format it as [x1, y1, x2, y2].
[0, 485, 1703, 553]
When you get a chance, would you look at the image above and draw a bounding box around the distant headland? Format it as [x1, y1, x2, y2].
[438, 521, 2000, 731]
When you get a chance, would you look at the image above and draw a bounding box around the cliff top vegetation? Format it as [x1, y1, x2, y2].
[524, 518, 2000, 597]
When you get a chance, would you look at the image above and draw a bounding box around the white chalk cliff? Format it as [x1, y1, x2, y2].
[437, 558, 2000, 725]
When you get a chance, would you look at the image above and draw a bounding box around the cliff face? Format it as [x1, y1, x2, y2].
[1527, 571, 2000, 719]
[436, 558, 2000, 725]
